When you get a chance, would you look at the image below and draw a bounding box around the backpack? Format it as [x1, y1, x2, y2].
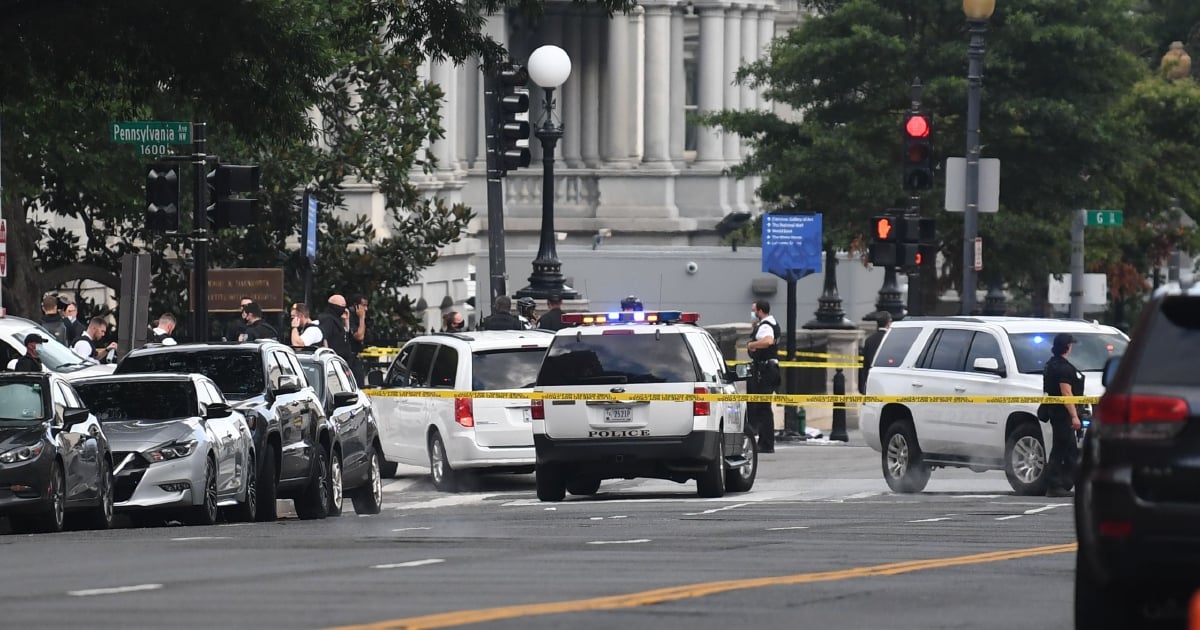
[43, 319, 69, 346]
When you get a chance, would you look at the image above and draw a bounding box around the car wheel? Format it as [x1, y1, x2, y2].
[428, 432, 459, 493]
[881, 422, 931, 493]
[327, 449, 344, 517]
[295, 447, 329, 520]
[351, 445, 384, 515]
[536, 463, 566, 502]
[1005, 422, 1048, 496]
[16, 461, 67, 534]
[83, 458, 115, 530]
[255, 447, 279, 523]
[227, 453, 258, 523]
[696, 432, 727, 498]
[566, 477, 601, 496]
[187, 459, 219, 526]
[726, 431, 758, 493]
[1075, 551, 1135, 629]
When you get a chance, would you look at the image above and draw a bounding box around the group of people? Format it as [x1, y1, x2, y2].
[226, 294, 369, 383]
[445, 294, 569, 333]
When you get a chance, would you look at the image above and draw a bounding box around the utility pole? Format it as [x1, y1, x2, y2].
[483, 72, 507, 303]
[192, 122, 209, 341]
[1070, 209, 1084, 319]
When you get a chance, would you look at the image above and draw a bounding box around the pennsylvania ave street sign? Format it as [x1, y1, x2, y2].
[110, 121, 191, 145]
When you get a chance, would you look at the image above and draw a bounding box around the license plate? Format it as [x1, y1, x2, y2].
[604, 407, 632, 423]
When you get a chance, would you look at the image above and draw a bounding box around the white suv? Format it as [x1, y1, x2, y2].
[860, 316, 1128, 495]
[369, 330, 553, 491]
[532, 311, 756, 501]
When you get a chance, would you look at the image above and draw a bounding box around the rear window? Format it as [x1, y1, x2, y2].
[1008, 332, 1127, 374]
[1129, 296, 1200, 385]
[873, 327, 921, 368]
[116, 350, 266, 399]
[537, 333, 699, 386]
[472, 348, 546, 390]
[76, 380, 197, 421]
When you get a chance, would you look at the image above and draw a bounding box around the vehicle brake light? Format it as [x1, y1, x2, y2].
[693, 387, 710, 416]
[1095, 394, 1189, 439]
[454, 398, 474, 428]
[531, 399, 544, 420]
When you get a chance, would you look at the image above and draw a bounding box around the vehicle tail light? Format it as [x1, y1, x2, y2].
[693, 387, 710, 417]
[1098, 520, 1133, 538]
[531, 399, 544, 420]
[454, 398, 474, 428]
[1095, 394, 1190, 440]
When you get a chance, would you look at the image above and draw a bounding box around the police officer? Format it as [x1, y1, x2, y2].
[479, 296, 524, 331]
[746, 300, 781, 453]
[1043, 332, 1083, 498]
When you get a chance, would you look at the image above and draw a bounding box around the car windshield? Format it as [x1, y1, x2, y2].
[75, 380, 197, 422]
[11, 327, 97, 373]
[116, 350, 265, 399]
[0, 382, 46, 423]
[300, 361, 324, 400]
[472, 348, 546, 390]
[537, 333, 699, 386]
[1008, 332, 1129, 374]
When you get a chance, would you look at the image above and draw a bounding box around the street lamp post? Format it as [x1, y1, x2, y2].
[961, 0, 995, 315]
[516, 45, 579, 300]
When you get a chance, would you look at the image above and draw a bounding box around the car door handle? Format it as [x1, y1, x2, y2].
[954, 386, 967, 393]
[910, 382, 924, 388]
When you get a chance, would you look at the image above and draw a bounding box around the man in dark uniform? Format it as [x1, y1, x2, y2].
[1043, 332, 1083, 498]
[14, 334, 46, 372]
[746, 300, 781, 453]
[858, 311, 891, 395]
[240, 303, 279, 342]
[537, 294, 565, 332]
[318, 295, 355, 365]
[479, 295, 524, 331]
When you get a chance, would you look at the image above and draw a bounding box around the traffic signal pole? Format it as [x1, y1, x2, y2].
[483, 72, 508, 303]
[192, 122, 209, 342]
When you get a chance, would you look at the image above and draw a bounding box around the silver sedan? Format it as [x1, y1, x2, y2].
[73, 373, 257, 526]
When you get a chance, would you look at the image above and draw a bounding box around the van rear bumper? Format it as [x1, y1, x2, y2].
[534, 431, 720, 480]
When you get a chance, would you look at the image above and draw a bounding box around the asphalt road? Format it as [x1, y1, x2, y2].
[0, 435, 1086, 630]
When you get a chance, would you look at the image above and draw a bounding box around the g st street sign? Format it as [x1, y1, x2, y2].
[1086, 210, 1123, 227]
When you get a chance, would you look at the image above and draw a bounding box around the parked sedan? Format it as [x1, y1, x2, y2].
[73, 374, 257, 526]
[0, 372, 114, 533]
[297, 349, 383, 516]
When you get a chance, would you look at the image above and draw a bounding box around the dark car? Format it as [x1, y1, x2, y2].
[297, 348, 383, 516]
[0, 373, 113, 533]
[1075, 293, 1200, 628]
[115, 342, 334, 522]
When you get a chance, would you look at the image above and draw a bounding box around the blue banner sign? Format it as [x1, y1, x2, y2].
[762, 213, 823, 282]
[304, 193, 319, 260]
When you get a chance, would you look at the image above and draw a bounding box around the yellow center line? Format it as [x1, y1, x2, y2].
[330, 543, 1076, 630]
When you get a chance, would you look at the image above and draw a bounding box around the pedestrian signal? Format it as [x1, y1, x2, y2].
[872, 216, 897, 241]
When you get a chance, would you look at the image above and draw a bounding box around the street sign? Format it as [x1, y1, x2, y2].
[1086, 210, 1123, 226]
[944, 157, 1001, 213]
[0, 253, 8, 278]
[762, 213, 823, 282]
[0, 218, 7, 244]
[137, 144, 173, 157]
[110, 121, 191, 145]
[973, 237, 983, 271]
[304, 193, 319, 260]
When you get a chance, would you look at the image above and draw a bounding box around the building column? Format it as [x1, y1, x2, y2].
[739, 5, 758, 156]
[632, 6, 645, 162]
[562, 14, 584, 168]
[432, 61, 459, 174]
[668, 5, 687, 167]
[695, 4, 726, 165]
[602, 12, 634, 167]
[721, 5, 743, 165]
[581, 11, 602, 168]
[641, 4, 673, 168]
[757, 4, 776, 111]
[461, 57, 481, 170]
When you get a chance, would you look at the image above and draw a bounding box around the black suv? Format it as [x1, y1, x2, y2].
[116, 342, 334, 521]
[1075, 293, 1200, 628]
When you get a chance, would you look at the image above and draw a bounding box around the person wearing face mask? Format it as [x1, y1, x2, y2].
[318, 294, 354, 366]
[442, 310, 466, 332]
[745, 300, 781, 453]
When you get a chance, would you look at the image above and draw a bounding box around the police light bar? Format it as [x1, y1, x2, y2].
[560, 310, 700, 326]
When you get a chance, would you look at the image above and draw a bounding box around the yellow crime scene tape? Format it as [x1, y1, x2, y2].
[363, 388, 1097, 406]
[736, 347, 864, 362]
[725, 360, 861, 368]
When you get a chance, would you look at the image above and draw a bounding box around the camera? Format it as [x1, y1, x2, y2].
[685, 261, 699, 275]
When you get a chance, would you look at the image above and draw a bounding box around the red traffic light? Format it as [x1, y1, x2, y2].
[905, 114, 930, 138]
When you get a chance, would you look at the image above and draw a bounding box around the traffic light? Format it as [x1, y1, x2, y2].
[869, 216, 898, 267]
[206, 164, 261, 230]
[869, 215, 935, 268]
[145, 164, 180, 232]
[496, 65, 531, 173]
[902, 112, 934, 191]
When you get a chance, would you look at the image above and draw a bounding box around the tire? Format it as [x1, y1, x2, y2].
[13, 461, 67, 534]
[696, 433, 727, 498]
[83, 458, 114, 530]
[1075, 551, 1135, 629]
[881, 422, 931, 493]
[295, 447, 330, 520]
[326, 449, 344, 517]
[380, 458, 398, 479]
[428, 432, 459, 493]
[187, 459, 219, 526]
[566, 477, 601, 496]
[1005, 422, 1048, 496]
[351, 445, 384, 515]
[227, 453, 258, 523]
[255, 447, 279, 523]
[726, 431, 758, 493]
[536, 463, 566, 502]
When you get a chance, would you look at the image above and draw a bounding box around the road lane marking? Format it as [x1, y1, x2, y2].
[383, 479, 420, 493]
[1024, 504, 1071, 514]
[372, 559, 445, 570]
[684, 503, 749, 516]
[586, 539, 650, 545]
[170, 536, 231, 541]
[766, 526, 809, 531]
[387, 495, 496, 510]
[996, 515, 1023, 521]
[331, 543, 1076, 630]
[907, 517, 953, 523]
[392, 528, 432, 533]
[68, 584, 163, 597]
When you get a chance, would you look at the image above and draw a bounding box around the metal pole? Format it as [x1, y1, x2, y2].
[483, 72, 507, 304]
[907, 193, 922, 318]
[192, 122, 209, 342]
[783, 278, 801, 438]
[962, 20, 989, 315]
[1070, 208, 1084, 319]
[517, 87, 577, 300]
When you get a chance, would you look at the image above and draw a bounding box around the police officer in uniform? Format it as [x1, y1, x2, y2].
[746, 300, 781, 453]
[1043, 333, 1083, 497]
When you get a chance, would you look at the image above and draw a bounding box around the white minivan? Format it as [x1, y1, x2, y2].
[0, 315, 115, 380]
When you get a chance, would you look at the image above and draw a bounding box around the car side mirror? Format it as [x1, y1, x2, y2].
[726, 363, 751, 382]
[1102, 355, 1122, 388]
[274, 374, 302, 395]
[63, 407, 90, 430]
[972, 357, 1005, 377]
[205, 402, 233, 419]
[332, 391, 358, 409]
[366, 370, 384, 388]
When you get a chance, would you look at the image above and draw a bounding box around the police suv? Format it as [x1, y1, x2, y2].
[531, 310, 756, 501]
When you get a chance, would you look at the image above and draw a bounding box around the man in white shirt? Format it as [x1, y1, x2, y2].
[290, 303, 325, 349]
[150, 313, 178, 345]
[74, 317, 117, 363]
